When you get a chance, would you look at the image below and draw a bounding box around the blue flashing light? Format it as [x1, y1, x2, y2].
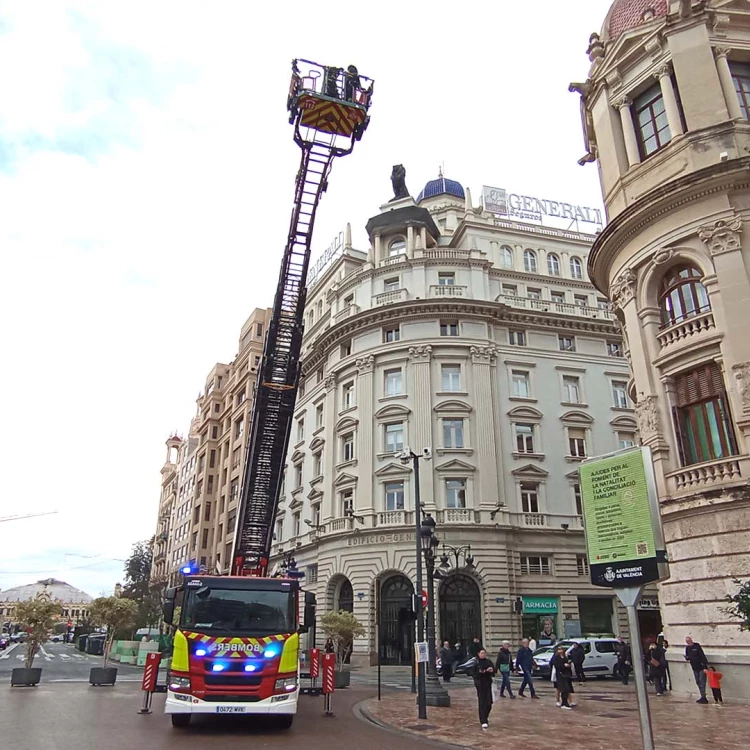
[212, 663, 226, 672]
[195, 648, 207, 657]
[180, 565, 193, 575]
[263, 646, 280, 659]
[244, 663, 257, 673]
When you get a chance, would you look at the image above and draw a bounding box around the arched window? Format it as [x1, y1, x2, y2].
[500, 245, 514, 269]
[388, 238, 406, 257]
[523, 249, 537, 273]
[570, 256, 583, 279]
[547, 253, 561, 276]
[659, 265, 710, 327]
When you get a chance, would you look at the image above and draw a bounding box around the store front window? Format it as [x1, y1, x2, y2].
[520, 596, 558, 646]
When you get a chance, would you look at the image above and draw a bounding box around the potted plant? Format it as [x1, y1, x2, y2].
[11, 598, 62, 686]
[87, 596, 138, 686]
[320, 610, 365, 689]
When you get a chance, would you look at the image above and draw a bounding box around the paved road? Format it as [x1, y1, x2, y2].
[0, 641, 143, 682]
[0, 681, 444, 750]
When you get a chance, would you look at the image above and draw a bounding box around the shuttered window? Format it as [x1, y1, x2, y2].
[659, 266, 710, 327]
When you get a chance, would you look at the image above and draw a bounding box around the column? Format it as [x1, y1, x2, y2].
[616, 97, 641, 168]
[409, 346, 434, 515]
[470, 346, 500, 510]
[655, 64, 684, 137]
[714, 48, 743, 120]
[322, 373, 338, 522]
[373, 232, 382, 264]
[406, 225, 415, 257]
[355, 356, 375, 514]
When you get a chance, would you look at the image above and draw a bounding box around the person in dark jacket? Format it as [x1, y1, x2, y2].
[568, 642, 586, 683]
[471, 648, 494, 729]
[324, 637, 335, 654]
[495, 641, 515, 698]
[684, 636, 709, 704]
[515, 638, 538, 698]
[551, 645, 574, 709]
[440, 640, 455, 683]
[616, 636, 632, 685]
[648, 642, 667, 696]
[469, 636, 483, 659]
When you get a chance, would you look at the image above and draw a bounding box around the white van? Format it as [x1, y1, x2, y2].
[533, 638, 620, 678]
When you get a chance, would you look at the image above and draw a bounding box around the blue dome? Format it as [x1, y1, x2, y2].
[417, 174, 465, 202]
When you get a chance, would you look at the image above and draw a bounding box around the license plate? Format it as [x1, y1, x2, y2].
[216, 706, 246, 714]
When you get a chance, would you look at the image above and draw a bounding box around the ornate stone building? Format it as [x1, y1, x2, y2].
[573, 0, 750, 698]
[0, 578, 93, 628]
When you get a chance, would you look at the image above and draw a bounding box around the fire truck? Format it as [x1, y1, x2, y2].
[160, 60, 373, 728]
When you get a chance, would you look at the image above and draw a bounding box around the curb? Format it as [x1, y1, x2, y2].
[354, 697, 470, 750]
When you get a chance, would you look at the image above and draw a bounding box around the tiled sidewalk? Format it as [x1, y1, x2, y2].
[363, 682, 748, 750]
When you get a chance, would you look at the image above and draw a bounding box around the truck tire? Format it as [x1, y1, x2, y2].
[277, 715, 294, 729]
[171, 714, 191, 728]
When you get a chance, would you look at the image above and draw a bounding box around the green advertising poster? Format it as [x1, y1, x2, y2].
[579, 448, 661, 587]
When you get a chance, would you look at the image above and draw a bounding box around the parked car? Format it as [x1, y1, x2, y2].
[534, 638, 621, 679]
[10, 632, 28, 643]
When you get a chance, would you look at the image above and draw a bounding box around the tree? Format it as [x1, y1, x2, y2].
[724, 578, 750, 631]
[121, 537, 164, 632]
[15, 598, 62, 669]
[320, 610, 365, 671]
[88, 597, 138, 666]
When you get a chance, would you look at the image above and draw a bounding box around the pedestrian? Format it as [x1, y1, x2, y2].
[648, 642, 667, 696]
[568, 641, 586, 684]
[324, 637, 335, 654]
[454, 641, 466, 666]
[551, 645, 575, 709]
[616, 636, 632, 685]
[471, 648, 495, 730]
[469, 635, 483, 659]
[705, 666, 723, 705]
[684, 636, 709, 704]
[495, 640, 515, 698]
[440, 640, 455, 683]
[528, 636, 537, 652]
[515, 638, 539, 699]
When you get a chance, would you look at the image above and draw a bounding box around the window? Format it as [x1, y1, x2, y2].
[275, 520, 283, 542]
[547, 253, 561, 276]
[342, 432, 355, 462]
[659, 265, 710, 327]
[527, 287, 541, 300]
[673, 363, 738, 466]
[205, 502, 212, 521]
[607, 341, 623, 357]
[316, 403, 324, 428]
[520, 555, 551, 575]
[297, 418, 305, 442]
[384, 369, 403, 396]
[617, 431, 636, 450]
[440, 320, 459, 337]
[558, 335, 576, 352]
[573, 483, 583, 515]
[576, 555, 589, 577]
[634, 84, 671, 158]
[235, 418, 244, 440]
[441, 364, 462, 392]
[211, 425, 218, 440]
[232, 446, 241, 469]
[316, 368, 323, 383]
[227, 509, 237, 534]
[732, 62, 750, 119]
[500, 245, 514, 268]
[299, 379, 306, 397]
[520, 482, 539, 513]
[207, 475, 214, 494]
[313, 452, 322, 477]
[574, 294, 588, 307]
[523, 249, 537, 273]
[569, 257, 583, 279]
[209, 449, 216, 469]
[568, 427, 587, 458]
[515, 423, 535, 453]
[388, 238, 406, 256]
[341, 489, 354, 515]
[597, 297, 609, 310]
[385, 422, 404, 453]
[563, 375, 581, 403]
[343, 381, 355, 408]
[293, 512, 301, 537]
[341, 340, 352, 357]
[312, 503, 321, 527]
[383, 327, 401, 343]
[502, 283, 518, 297]
[438, 272, 455, 286]
[307, 564, 318, 584]
[442, 418, 464, 448]
[201, 528, 209, 549]
[512, 370, 530, 398]
[256, 323, 263, 337]
[445, 478, 466, 508]
[198, 454, 205, 473]
[385, 481, 405, 511]
[509, 330, 526, 346]
[230, 478, 239, 502]
[551, 291, 565, 305]
[612, 381, 629, 409]
[294, 463, 303, 488]
[384, 277, 399, 292]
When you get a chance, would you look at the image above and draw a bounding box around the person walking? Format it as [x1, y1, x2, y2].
[440, 640, 455, 683]
[648, 642, 667, 696]
[495, 641, 516, 699]
[568, 642, 586, 684]
[469, 636, 483, 659]
[471, 648, 495, 730]
[515, 638, 539, 699]
[705, 666, 723, 705]
[684, 636, 709, 704]
[616, 636, 632, 685]
[528, 637, 537, 652]
[551, 645, 574, 709]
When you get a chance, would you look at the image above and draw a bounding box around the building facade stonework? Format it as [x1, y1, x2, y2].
[575, 0, 750, 699]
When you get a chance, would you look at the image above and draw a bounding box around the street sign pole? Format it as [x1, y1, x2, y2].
[615, 586, 654, 750]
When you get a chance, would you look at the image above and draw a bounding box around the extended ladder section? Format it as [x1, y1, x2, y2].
[232, 60, 373, 577]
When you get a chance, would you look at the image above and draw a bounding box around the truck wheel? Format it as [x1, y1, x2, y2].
[277, 715, 294, 729]
[171, 714, 191, 728]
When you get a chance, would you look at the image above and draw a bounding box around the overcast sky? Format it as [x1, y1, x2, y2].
[0, 0, 610, 598]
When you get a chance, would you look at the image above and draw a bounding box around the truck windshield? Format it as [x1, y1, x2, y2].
[181, 587, 295, 637]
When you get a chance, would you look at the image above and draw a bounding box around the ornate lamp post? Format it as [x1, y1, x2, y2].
[420, 514, 451, 707]
[438, 544, 475, 573]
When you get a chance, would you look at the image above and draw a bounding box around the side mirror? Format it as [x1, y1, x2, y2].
[303, 591, 316, 629]
[162, 601, 175, 625]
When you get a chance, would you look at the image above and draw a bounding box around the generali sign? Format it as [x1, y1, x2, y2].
[482, 185, 603, 228]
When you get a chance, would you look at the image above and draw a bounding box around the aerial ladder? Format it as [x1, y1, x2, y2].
[231, 60, 374, 578]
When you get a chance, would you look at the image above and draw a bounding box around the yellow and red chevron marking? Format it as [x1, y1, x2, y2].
[298, 95, 365, 137]
[183, 631, 290, 649]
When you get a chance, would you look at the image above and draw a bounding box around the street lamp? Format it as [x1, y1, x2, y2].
[420, 514, 451, 707]
[439, 544, 475, 573]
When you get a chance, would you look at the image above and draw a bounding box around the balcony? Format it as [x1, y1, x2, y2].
[373, 288, 407, 306]
[334, 304, 361, 323]
[430, 284, 467, 298]
[422, 248, 471, 260]
[328, 517, 350, 532]
[437, 508, 477, 524]
[496, 293, 613, 320]
[666, 455, 744, 493]
[379, 253, 408, 267]
[656, 311, 715, 350]
[523, 512, 546, 527]
[377, 510, 408, 526]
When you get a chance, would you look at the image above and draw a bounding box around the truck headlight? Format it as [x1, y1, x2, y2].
[169, 676, 191, 691]
[274, 677, 297, 692]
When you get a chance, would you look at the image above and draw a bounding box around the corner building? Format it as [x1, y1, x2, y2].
[273, 176, 650, 664]
[575, 0, 750, 698]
